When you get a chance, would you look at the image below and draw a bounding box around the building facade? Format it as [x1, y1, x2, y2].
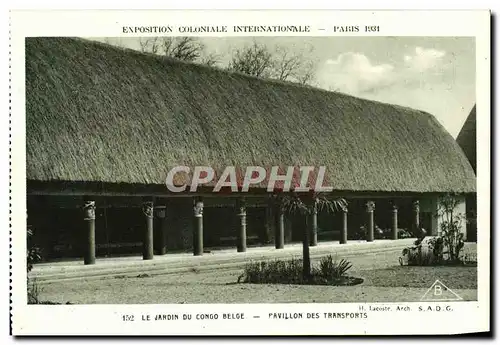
[26, 37, 477, 263]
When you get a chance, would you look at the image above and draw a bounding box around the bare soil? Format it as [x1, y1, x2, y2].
[361, 266, 477, 289]
[35, 249, 477, 304]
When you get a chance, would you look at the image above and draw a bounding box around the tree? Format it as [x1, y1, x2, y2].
[199, 53, 220, 68]
[139, 37, 161, 55]
[161, 37, 203, 62]
[278, 192, 347, 280]
[228, 42, 274, 79]
[273, 46, 316, 85]
[228, 41, 317, 85]
[139, 37, 219, 66]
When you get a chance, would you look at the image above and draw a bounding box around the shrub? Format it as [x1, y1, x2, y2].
[403, 194, 467, 267]
[26, 225, 71, 304]
[437, 194, 466, 263]
[27, 226, 42, 273]
[399, 193, 469, 267]
[398, 228, 413, 239]
[399, 227, 432, 266]
[427, 236, 445, 264]
[27, 225, 42, 304]
[238, 255, 353, 285]
[238, 258, 304, 284]
[402, 246, 435, 266]
[317, 255, 352, 280]
[27, 279, 41, 304]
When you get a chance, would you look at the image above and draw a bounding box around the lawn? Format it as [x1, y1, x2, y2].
[360, 265, 477, 290]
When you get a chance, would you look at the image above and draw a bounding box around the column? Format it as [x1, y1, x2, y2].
[391, 202, 398, 240]
[413, 200, 420, 235]
[302, 211, 311, 280]
[309, 201, 318, 247]
[263, 205, 273, 244]
[154, 205, 167, 255]
[340, 208, 348, 244]
[237, 198, 247, 253]
[275, 205, 284, 249]
[83, 200, 96, 265]
[263, 197, 275, 244]
[366, 201, 375, 242]
[193, 197, 204, 256]
[142, 200, 154, 260]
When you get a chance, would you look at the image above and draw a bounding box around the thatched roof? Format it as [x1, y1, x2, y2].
[26, 37, 476, 193]
[456, 105, 476, 174]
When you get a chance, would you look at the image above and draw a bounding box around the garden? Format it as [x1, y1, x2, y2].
[27, 193, 477, 304]
[236, 193, 477, 291]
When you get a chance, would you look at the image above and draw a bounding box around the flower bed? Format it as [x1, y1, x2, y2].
[238, 255, 363, 286]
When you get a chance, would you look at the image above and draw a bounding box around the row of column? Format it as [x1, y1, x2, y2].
[193, 197, 248, 256]
[307, 200, 420, 246]
[81, 197, 421, 265]
[82, 197, 249, 264]
[83, 199, 166, 265]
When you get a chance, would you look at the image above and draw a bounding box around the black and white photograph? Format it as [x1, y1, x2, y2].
[9, 9, 490, 335]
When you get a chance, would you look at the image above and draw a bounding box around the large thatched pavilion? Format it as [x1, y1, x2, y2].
[26, 37, 476, 264]
[457, 105, 477, 173]
[456, 105, 477, 241]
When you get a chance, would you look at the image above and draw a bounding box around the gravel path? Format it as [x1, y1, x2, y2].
[36, 250, 477, 304]
[38, 274, 477, 304]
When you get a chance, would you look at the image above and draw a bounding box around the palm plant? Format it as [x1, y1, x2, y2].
[274, 192, 347, 280]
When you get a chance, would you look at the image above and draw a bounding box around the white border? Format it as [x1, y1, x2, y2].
[8, 8, 491, 336]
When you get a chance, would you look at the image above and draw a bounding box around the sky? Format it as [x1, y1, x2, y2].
[95, 36, 475, 137]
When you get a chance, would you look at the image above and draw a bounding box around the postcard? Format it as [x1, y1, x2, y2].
[10, 9, 490, 335]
